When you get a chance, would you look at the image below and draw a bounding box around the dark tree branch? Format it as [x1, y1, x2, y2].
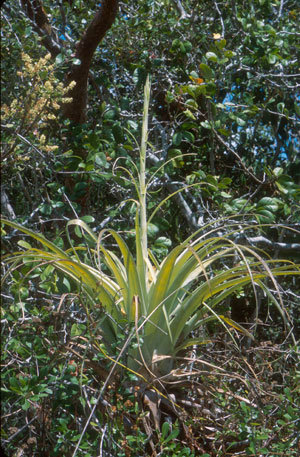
[76, 0, 119, 67]
[20, 0, 51, 32]
[20, 0, 61, 57]
[63, 0, 119, 124]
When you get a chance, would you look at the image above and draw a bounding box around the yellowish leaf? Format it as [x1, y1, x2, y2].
[189, 76, 204, 84]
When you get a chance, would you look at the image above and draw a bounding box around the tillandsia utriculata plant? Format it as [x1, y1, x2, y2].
[1, 76, 299, 384]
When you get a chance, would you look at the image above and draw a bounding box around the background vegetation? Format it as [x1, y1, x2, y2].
[1, 1, 300, 456]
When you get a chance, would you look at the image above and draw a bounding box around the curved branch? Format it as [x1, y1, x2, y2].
[20, 0, 61, 57]
[63, 0, 119, 123]
[76, 0, 119, 66]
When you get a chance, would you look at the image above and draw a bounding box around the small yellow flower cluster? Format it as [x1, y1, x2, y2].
[21, 52, 52, 77]
[2, 52, 76, 157]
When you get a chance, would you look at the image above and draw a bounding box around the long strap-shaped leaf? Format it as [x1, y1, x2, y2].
[2, 218, 69, 258]
[171, 266, 299, 345]
[147, 245, 183, 322]
[98, 228, 145, 320]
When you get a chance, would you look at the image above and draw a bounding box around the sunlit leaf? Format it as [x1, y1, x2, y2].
[189, 75, 204, 84]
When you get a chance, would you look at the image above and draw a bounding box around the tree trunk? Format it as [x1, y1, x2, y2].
[63, 0, 119, 123]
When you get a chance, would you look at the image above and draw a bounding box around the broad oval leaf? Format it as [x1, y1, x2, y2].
[199, 63, 215, 80]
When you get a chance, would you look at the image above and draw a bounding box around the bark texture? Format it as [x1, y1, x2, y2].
[20, 0, 61, 56]
[63, 0, 119, 123]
